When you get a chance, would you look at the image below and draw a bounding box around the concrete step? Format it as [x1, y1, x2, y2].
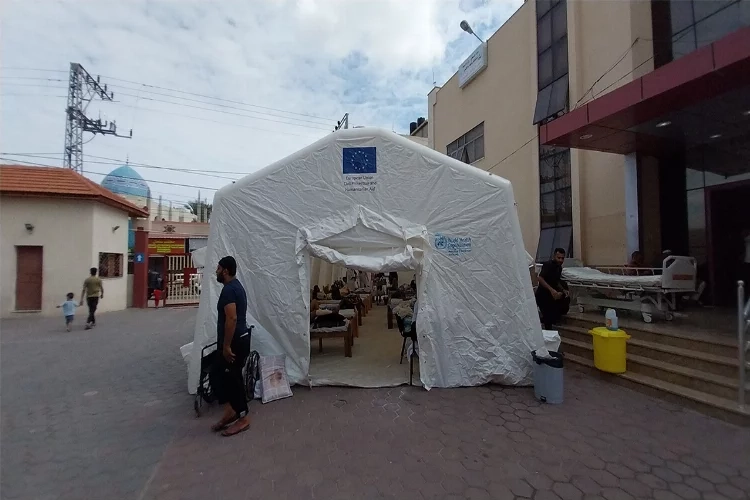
[563, 352, 750, 426]
[561, 337, 749, 401]
[560, 316, 738, 358]
[557, 324, 741, 379]
[626, 352, 750, 401]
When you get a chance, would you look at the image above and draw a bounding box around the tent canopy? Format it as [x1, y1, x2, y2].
[186, 128, 544, 392]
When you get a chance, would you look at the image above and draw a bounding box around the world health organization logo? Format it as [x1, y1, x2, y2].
[434, 233, 448, 250]
[434, 233, 472, 256]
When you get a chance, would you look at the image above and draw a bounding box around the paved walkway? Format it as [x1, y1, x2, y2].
[1, 307, 749, 500]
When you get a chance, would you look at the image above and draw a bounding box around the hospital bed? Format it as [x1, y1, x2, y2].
[559, 256, 697, 323]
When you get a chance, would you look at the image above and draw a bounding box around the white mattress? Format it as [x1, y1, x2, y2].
[562, 267, 662, 288]
[310, 320, 350, 334]
[338, 309, 356, 319]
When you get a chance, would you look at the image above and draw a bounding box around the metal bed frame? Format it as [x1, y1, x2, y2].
[561, 256, 698, 323]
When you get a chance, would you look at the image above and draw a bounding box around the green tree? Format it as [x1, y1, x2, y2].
[185, 199, 212, 222]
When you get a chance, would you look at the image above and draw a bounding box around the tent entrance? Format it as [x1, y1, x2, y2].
[299, 209, 427, 387]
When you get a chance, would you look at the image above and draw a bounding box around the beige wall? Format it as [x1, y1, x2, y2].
[411, 122, 428, 138]
[91, 204, 130, 314]
[429, 0, 656, 264]
[402, 135, 429, 147]
[430, 1, 540, 252]
[0, 197, 131, 318]
[568, 0, 654, 264]
[1, 198, 93, 317]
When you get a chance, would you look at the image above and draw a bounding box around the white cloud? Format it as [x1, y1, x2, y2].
[0, 0, 521, 204]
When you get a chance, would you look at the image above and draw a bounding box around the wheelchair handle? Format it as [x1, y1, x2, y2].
[240, 325, 255, 338]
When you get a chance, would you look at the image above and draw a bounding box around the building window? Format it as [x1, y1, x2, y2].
[533, 0, 568, 124]
[536, 147, 573, 261]
[668, 0, 748, 61]
[99, 252, 123, 278]
[446, 122, 485, 164]
[534, 1, 572, 261]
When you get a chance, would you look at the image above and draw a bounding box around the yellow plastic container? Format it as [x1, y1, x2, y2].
[589, 327, 631, 373]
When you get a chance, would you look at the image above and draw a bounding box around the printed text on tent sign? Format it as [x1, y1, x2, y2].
[342, 147, 377, 192]
[434, 233, 472, 256]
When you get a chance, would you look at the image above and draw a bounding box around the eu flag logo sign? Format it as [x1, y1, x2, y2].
[342, 147, 377, 175]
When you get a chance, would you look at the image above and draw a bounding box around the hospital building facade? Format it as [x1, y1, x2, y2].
[425, 0, 750, 306]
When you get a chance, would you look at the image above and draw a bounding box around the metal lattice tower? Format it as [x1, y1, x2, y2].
[333, 113, 349, 132]
[63, 62, 131, 172]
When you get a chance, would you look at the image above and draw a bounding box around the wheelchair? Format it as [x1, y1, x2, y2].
[194, 325, 260, 417]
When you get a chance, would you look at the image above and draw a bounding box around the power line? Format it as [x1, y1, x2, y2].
[1, 67, 336, 123]
[103, 100, 326, 138]
[0, 76, 66, 82]
[0, 157, 221, 191]
[108, 90, 332, 131]
[487, 135, 538, 173]
[2, 79, 332, 131]
[0, 92, 326, 138]
[573, 29, 699, 109]
[0, 157, 209, 209]
[0, 67, 67, 73]
[99, 73, 335, 122]
[0, 82, 66, 88]
[0, 93, 67, 98]
[0, 152, 245, 179]
[573, 38, 641, 109]
[589, 55, 656, 101]
[105, 82, 332, 126]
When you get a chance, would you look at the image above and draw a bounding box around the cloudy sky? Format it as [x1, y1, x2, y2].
[1, 0, 521, 207]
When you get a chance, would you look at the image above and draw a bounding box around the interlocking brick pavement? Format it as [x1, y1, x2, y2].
[2, 307, 749, 499]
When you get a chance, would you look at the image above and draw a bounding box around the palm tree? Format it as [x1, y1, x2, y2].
[185, 199, 212, 222]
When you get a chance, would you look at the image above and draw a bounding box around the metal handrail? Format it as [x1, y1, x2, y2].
[738, 281, 749, 408]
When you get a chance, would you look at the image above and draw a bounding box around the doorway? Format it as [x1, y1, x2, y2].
[707, 181, 750, 305]
[15, 246, 43, 311]
[301, 211, 427, 387]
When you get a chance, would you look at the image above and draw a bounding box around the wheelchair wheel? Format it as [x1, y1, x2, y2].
[194, 394, 202, 417]
[195, 368, 217, 418]
[244, 351, 260, 402]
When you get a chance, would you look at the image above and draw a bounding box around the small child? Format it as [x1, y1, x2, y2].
[153, 288, 163, 308]
[56, 292, 78, 331]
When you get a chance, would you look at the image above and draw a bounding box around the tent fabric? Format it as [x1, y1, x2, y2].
[184, 128, 544, 393]
[191, 246, 207, 268]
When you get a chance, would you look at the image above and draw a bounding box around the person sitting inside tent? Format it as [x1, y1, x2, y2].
[535, 248, 570, 330]
[339, 278, 351, 296]
[389, 272, 399, 290]
[331, 281, 342, 300]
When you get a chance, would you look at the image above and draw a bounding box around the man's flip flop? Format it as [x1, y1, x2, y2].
[210, 414, 238, 432]
[221, 424, 249, 437]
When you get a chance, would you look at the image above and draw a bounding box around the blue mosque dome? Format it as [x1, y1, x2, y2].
[101, 165, 151, 200]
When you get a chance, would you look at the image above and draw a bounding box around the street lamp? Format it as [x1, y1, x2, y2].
[460, 20, 484, 43]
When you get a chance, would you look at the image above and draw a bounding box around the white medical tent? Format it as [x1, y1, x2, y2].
[184, 128, 544, 392]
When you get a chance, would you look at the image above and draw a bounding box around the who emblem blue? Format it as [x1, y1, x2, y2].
[342, 147, 377, 175]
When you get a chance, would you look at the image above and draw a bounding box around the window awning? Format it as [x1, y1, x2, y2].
[539, 27, 750, 155]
